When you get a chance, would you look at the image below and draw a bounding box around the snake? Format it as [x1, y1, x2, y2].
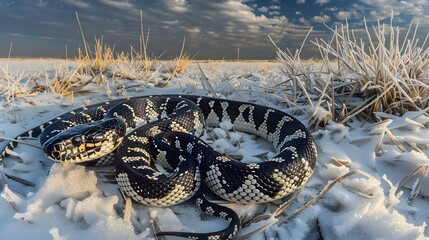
[1, 95, 317, 240]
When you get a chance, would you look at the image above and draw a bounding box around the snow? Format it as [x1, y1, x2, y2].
[0, 59, 428, 239]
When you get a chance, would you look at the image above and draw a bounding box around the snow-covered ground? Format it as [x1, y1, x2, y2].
[0, 59, 428, 239]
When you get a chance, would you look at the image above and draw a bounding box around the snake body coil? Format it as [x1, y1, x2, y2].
[1, 95, 317, 240]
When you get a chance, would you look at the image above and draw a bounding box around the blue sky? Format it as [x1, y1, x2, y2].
[0, 0, 428, 59]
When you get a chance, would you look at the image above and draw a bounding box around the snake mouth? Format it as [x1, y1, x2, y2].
[42, 118, 126, 163]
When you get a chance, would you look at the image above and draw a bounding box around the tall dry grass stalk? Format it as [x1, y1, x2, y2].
[155, 38, 194, 87]
[166, 38, 195, 81]
[269, 28, 314, 77]
[270, 29, 334, 129]
[0, 43, 36, 120]
[75, 12, 113, 74]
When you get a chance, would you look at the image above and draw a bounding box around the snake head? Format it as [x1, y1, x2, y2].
[42, 118, 126, 163]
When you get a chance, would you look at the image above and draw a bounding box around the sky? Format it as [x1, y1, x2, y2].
[1, 0, 429, 60]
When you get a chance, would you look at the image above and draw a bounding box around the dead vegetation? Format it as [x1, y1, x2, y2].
[272, 16, 429, 129]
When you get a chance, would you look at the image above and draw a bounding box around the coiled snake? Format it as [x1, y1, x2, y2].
[1, 95, 317, 239]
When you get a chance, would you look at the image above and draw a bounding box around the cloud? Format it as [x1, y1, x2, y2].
[295, 11, 302, 15]
[297, 0, 305, 4]
[258, 6, 268, 12]
[356, 0, 429, 22]
[336, 11, 351, 20]
[134, 0, 300, 57]
[315, 0, 330, 5]
[99, 0, 137, 11]
[269, 5, 281, 10]
[162, 19, 180, 25]
[165, 0, 190, 13]
[1, 0, 318, 59]
[269, 11, 280, 16]
[312, 15, 331, 23]
[336, 10, 360, 20]
[37, 0, 48, 7]
[299, 17, 310, 25]
[61, 0, 91, 9]
[186, 26, 201, 34]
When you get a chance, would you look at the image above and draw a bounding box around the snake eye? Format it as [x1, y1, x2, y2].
[71, 135, 83, 146]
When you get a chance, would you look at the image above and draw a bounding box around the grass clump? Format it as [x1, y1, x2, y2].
[163, 38, 195, 82]
[274, 16, 429, 127]
[47, 66, 94, 98]
[77, 37, 115, 75]
[317, 18, 429, 121]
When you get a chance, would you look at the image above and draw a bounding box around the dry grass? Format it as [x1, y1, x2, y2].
[111, 49, 161, 82]
[74, 11, 188, 87]
[47, 66, 94, 98]
[0, 44, 37, 120]
[77, 37, 115, 75]
[273, 16, 429, 128]
[160, 38, 195, 86]
[269, 28, 314, 77]
[316, 18, 429, 121]
[171, 53, 193, 75]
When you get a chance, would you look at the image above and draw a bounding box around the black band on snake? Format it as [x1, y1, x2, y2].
[1, 95, 317, 240]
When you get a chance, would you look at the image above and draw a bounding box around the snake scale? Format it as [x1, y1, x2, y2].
[1, 95, 317, 240]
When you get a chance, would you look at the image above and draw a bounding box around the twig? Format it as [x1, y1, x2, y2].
[277, 170, 379, 226]
[197, 62, 217, 96]
[4, 173, 36, 187]
[123, 196, 132, 222]
[0, 136, 42, 149]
